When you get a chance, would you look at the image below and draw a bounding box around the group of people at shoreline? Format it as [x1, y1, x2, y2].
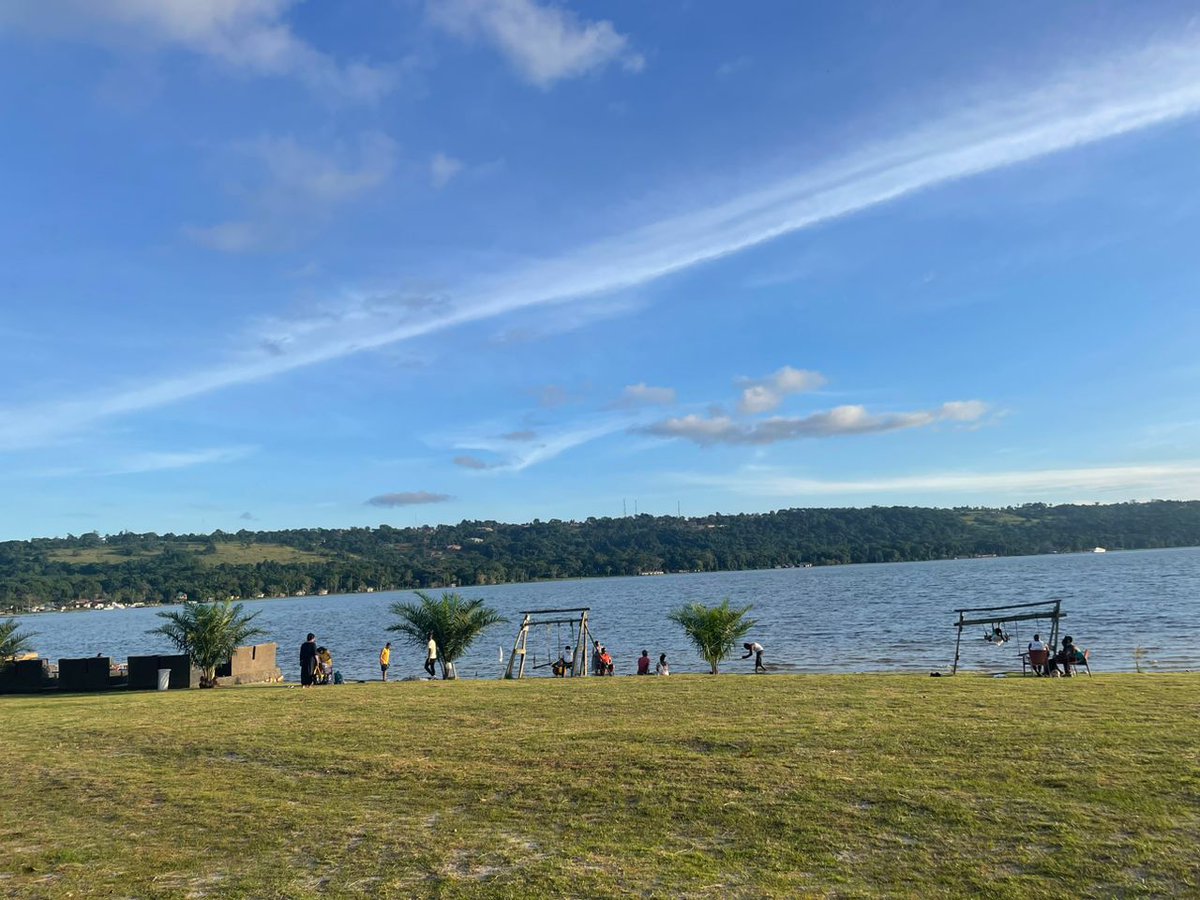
[299, 633, 768, 683]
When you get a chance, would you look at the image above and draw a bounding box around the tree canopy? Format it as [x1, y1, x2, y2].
[668, 600, 757, 674]
[387, 591, 505, 679]
[149, 601, 265, 687]
[3, 500, 1200, 611]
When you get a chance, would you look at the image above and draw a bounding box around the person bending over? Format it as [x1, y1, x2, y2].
[742, 641, 766, 673]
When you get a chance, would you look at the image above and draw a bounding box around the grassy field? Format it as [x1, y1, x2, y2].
[46, 542, 330, 567]
[1, 675, 1197, 898]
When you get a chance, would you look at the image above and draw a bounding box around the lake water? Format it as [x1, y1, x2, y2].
[11, 548, 1200, 681]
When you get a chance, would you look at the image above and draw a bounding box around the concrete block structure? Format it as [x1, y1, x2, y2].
[127, 654, 198, 691]
[0, 658, 49, 693]
[58, 657, 113, 692]
[215, 643, 282, 685]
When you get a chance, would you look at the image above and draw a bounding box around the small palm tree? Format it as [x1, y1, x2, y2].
[388, 591, 505, 680]
[668, 599, 756, 674]
[149, 601, 265, 687]
[0, 618, 36, 665]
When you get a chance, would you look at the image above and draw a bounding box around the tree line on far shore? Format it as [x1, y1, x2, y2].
[2, 500, 1200, 611]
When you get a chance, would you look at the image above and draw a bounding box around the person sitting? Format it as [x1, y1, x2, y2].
[655, 653, 669, 676]
[552, 645, 571, 678]
[637, 650, 651, 675]
[1027, 633, 1048, 676]
[316, 647, 333, 685]
[599, 646, 613, 676]
[1053, 636, 1085, 676]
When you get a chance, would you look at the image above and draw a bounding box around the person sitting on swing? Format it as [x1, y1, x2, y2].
[552, 645, 571, 677]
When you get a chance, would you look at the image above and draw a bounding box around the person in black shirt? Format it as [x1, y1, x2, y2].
[300, 633, 318, 687]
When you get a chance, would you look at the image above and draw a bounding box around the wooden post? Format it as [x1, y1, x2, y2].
[952, 611, 964, 675]
[505, 614, 530, 679]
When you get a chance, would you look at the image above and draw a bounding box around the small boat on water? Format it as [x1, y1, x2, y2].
[1092, 547, 1107, 553]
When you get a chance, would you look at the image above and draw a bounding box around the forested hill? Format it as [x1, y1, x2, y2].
[3, 501, 1199, 611]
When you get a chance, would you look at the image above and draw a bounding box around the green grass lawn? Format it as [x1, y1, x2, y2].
[1, 675, 1197, 898]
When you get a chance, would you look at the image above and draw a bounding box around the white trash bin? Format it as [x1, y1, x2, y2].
[157, 668, 171, 691]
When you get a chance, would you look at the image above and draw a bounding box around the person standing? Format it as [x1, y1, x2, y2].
[424, 633, 438, 679]
[742, 641, 766, 673]
[299, 633, 318, 687]
[591, 640, 603, 676]
[380, 642, 391, 681]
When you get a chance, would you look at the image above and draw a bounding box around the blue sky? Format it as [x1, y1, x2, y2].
[2, 1, 1200, 540]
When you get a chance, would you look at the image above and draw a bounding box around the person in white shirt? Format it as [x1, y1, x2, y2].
[1027, 633, 1048, 676]
[655, 653, 670, 676]
[424, 633, 438, 678]
[742, 641, 766, 673]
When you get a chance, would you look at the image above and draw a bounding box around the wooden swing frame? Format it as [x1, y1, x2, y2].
[503, 607, 592, 679]
[951, 599, 1064, 675]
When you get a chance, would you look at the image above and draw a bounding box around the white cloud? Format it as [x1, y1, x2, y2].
[0, 0, 396, 102]
[252, 132, 397, 203]
[6, 36, 1200, 446]
[105, 445, 255, 475]
[609, 383, 677, 410]
[641, 401, 988, 446]
[428, 0, 643, 88]
[683, 461, 1200, 502]
[464, 419, 627, 472]
[430, 152, 464, 189]
[453, 455, 493, 469]
[737, 366, 826, 414]
[185, 132, 398, 252]
[182, 220, 263, 253]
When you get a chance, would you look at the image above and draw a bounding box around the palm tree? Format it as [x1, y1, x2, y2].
[668, 599, 756, 674]
[149, 601, 265, 687]
[388, 591, 505, 680]
[0, 618, 36, 665]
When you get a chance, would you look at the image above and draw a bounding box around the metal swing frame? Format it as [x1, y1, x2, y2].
[503, 607, 592, 679]
[951, 598, 1064, 674]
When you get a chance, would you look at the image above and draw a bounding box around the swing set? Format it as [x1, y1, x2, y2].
[503, 607, 594, 679]
[951, 598, 1065, 675]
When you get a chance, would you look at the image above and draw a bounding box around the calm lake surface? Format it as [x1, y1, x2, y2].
[13, 548, 1200, 681]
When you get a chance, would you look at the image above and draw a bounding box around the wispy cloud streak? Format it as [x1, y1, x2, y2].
[5, 37, 1200, 448]
[683, 462, 1200, 499]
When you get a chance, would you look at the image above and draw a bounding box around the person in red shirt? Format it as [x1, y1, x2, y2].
[636, 650, 651, 675]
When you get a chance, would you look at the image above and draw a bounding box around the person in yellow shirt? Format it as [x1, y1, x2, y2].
[380, 642, 391, 681]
